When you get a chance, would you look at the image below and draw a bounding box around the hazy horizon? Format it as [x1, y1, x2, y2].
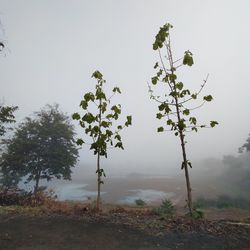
[1, 0, 250, 177]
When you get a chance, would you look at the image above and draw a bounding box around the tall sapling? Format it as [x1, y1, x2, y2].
[149, 23, 218, 215]
[73, 71, 132, 210]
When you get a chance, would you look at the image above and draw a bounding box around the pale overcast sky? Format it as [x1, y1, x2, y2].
[0, 0, 250, 175]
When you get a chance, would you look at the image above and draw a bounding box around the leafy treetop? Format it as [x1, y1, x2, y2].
[150, 23, 218, 138]
[73, 70, 132, 159]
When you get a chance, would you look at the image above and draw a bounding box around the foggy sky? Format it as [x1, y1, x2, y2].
[1, 0, 250, 176]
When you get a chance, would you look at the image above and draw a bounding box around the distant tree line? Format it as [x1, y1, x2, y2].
[221, 135, 250, 192]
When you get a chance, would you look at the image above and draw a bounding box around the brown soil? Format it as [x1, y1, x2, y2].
[0, 208, 250, 250]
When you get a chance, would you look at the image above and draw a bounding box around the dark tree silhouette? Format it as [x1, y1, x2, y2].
[0, 104, 79, 193]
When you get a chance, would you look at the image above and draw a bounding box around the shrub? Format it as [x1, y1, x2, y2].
[135, 199, 146, 206]
[191, 208, 204, 219]
[0, 187, 56, 207]
[153, 199, 175, 218]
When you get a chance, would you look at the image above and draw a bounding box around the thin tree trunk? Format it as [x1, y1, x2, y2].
[179, 130, 193, 215]
[96, 97, 102, 211]
[175, 102, 193, 215]
[34, 171, 41, 195]
[97, 150, 101, 211]
[174, 95, 193, 215]
[167, 41, 193, 215]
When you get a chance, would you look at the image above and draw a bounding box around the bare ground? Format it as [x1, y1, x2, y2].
[0, 209, 250, 250]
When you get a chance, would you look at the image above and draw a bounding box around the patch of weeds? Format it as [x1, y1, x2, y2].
[0, 187, 56, 207]
[153, 199, 175, 219]
[191, 208, 204, 219]
[135, 199, 146, 206]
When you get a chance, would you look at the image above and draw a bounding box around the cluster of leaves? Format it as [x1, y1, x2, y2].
[0, 187, 56, 207]
[0, 105, 18, 136]
[152, 23, 173, 50]
[150, 23, 218, 139]
[152, 199, 175, 219]
[72, 70, 132, 161]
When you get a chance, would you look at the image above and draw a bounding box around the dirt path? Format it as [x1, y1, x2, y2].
[1, 214, 248, 250]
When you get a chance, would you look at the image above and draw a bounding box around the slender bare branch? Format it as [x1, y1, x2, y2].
[179, 74, 209, 105]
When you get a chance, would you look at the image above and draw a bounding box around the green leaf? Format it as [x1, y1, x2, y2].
[191, 94, 197, 99]
[80, 100, 88, 109]
[92, 126, 99, 134]
[82, 113, 96, 124]
[187, 161, 192, 168]
[167, 119, 173, 125]
[96, 88, 106, 100]
[101, 102, 107, 113]
[114, 134, 121, 141]
[180, 89, 191, 97]
[151, 76, 158, 85]
[192, 127, 198, 132]
[106, 114, 113, 120]
[175, 132, 179, 136]
[210, 121, 219, 128]
[80, 121, 85, 128]
[181, 162, 185, 169]
[157, 127, 164, 132]
[189, 117, 197, 125]
[97, 169, 106, 177]
[153, 43, 158, 50]
[72, 113, 80, 120]
[111, 105, 121, 115]
[125, 116, 132, 127]
[162, 75, 169, 82]
[183, 109, 190, 116]
[178, 119, 186, 130]
[101, 121, 110, 128]
[115, 142, 124, 149]
[154, 62, 159, 69]
[92, 70, 103, 80]
[113, 87, 121, 94]
[84, 92, 95, 102]
[176, 82, 184, 90]
[169, 74, 177, 82]
[170, 91, 179, 98]
[156, 113, 163, 119]
[158, 103, 165, 111]
[76, 138, 84, 145]
[203, 95, 213, 102]
[158, 103, 171, 113]
[183, 50, 194, 66]
[117, 125, 123, 130]
[157, 69, 163, 77]
[106, 130, 113, 137]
